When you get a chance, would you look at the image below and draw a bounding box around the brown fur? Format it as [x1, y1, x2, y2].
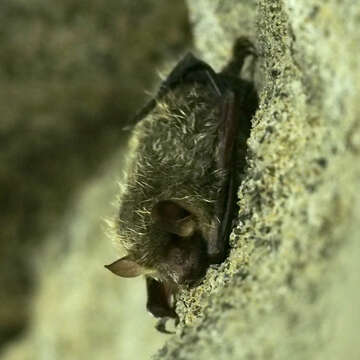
[112, 82, 223, 283]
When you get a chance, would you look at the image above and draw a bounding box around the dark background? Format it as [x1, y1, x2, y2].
[0, 0, 191, 357]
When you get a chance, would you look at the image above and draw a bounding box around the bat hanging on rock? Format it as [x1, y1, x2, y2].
[105, 38, 258, 333]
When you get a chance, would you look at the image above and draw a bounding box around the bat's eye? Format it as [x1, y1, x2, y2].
[152, 201, 196, 237]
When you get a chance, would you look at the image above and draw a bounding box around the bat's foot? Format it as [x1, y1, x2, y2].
[155, 316, 179, 334]
[221, 37, 256, 77]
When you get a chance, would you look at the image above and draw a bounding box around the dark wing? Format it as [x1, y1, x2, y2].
[133, 53, 223, 125]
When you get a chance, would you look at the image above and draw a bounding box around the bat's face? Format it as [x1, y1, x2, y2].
[151, 200, 210, 285]
[106, 200, 210, 286]
[160, 235, 208, 285]
[104, 240, 208, 285]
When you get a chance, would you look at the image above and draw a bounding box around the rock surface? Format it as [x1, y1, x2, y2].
[2, 1, 359, 359]
[154, 0, 360, 359]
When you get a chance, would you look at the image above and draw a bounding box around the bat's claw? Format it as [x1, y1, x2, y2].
[155, 317, 176, 334]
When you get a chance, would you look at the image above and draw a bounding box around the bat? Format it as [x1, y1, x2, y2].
[105, 38, 258, 333]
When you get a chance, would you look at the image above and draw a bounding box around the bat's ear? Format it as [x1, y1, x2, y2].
[105, 257, 145, 278]
[152, 200, 196, 238]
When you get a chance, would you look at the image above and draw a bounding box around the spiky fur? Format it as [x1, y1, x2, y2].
[112, 82, 225, 281]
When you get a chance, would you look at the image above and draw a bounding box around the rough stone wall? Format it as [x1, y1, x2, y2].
[2, 1, 359, 359]
[154, 1, 360, 359]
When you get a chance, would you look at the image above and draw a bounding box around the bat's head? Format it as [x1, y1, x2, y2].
[106, 199, 211, 286]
